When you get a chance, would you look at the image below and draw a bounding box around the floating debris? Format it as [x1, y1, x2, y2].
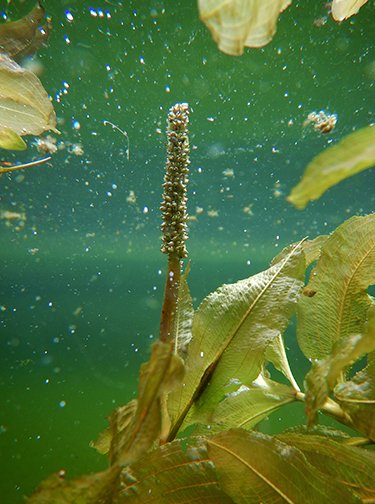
[305, 110, 337, 134]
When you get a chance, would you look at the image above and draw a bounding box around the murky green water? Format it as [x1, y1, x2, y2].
[0, 0, 374, 501]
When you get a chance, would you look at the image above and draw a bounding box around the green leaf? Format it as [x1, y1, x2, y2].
[25, 465, 122, 504]
[107, 342, 185, 466]
[335, 358, 375, 441]
[277, 429, 375, 501]
[167, 242, 305, 439]
[118, 438, 235, 503]
[304, 319, 375, 426]
[0, 54, 58, 138]
[0, 1, 51, 60]
[207, 429, 360, 504]
[0, 127, 26, 150]
[265, 334, 300, 390]
[193, 370, 297, 435]
[297, 214, 375, 360]
[287, 125, 375, 209]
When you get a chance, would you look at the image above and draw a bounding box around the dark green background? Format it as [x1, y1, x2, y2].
[0, 0, 374, 502]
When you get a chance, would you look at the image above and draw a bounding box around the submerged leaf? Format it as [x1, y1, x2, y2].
[119, 438, 235, 503]
[207, 429, 360, 504]
[0, 54, 58, 137]
[277, 429, 375, 501]
[335, 358, 375, 441]
[25, 465, 122, 504]
[167, 242, 305, 439]
[198, 0, 291, 56]
[265, 334, 300, 390]
[0, 1, 51, 60]
[109, 342, 185, 466]
[287, 125, 375, 209]
[297, 214, 375, 360]
[304, 319, 375, 426]
[332, 0, 370, 21]
[193, 370, 296, 435]
[0, 127, 26, 150]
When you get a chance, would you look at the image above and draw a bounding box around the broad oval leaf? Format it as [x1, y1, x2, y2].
[0, 54, 58, 137]
[332, 0, 370, 21]
[198, 0, 291, 56]
[287, 125, 375, 209]
[297, 214, 375, 360]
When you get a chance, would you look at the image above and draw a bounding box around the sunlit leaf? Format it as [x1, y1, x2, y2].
[207, 429, 360, 504]
[25, 465, 122, 504]
[335, 358, 375, 441]
[277, 429, 375, 501]
[0, 127, 26, 150]
[271, 237, 327, 270]
[265, 334, 300, 390]
[167, 242, 305, 439]
[198, 0, 291, 56]
[287, 125, 375, 209]
[332, 0, 370, 21]
[0, 54, 58, 138]
[297, 214, 375, 360]
[193, 370, 296, 435]
[118, 438, 235, 503]
[304, 319, 375, 426]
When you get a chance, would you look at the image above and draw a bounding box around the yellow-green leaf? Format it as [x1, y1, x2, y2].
[287, 125, 375, 209]
[207, 429, 360, 504]
[304, 319, 375, 427]
[198, 0, 291, 56]
[297, 214, 375, 360]
[167, 242, 305, 439]
[0, 127, 26, 150]
[0, 54, 58, 138]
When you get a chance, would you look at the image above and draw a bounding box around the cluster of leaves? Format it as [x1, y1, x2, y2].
[0, 1, 58, 151]
[26, 213, 375, 503]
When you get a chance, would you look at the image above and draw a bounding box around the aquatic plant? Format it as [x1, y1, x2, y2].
[25, 103, 375, 504]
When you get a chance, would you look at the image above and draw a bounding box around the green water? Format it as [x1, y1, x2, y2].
[0, 0, 374, 501]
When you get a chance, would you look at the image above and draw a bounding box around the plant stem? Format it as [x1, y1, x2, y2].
[295, 391, 355, 431]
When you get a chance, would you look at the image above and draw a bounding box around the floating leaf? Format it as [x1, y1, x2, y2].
[0, 127, 26, 150]
[277, 429, 375, 501]
[198, 0, 291, 56]
[0, 54, 58, 138]
[332, 0, 370, 21]
[297, 214, 375, 360]
[207, 429, 360, 504]
[167, 242, 305, 439]
[304, 319, 375, 426]
[287, 125, 375, 209]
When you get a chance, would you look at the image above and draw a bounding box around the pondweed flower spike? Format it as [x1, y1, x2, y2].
[159, 103, 190, 344]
